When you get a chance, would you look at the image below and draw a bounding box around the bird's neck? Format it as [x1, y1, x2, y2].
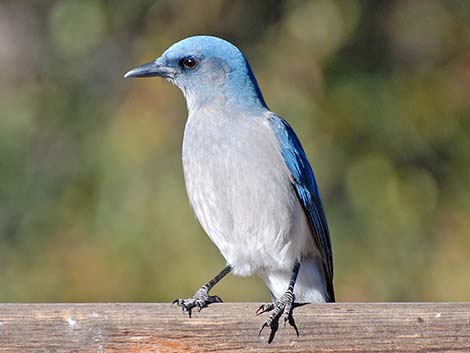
[183, 87, 267, 115]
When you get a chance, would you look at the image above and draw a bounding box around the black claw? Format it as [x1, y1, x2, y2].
[290, 316, 299, 337]
[258, 322, 268, 337]
[267, 319, 279, 344]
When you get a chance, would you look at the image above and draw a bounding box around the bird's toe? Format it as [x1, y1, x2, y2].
[172, 286, 223, 317]
[258, 290, 298, 343]
[256, 303, 275, 316]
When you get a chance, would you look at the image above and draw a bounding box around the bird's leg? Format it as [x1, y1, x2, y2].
[258, 261, 300, 343]
[173, 265, 232, 318]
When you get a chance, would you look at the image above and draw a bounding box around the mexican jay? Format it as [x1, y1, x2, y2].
[125, 35, 335, 340]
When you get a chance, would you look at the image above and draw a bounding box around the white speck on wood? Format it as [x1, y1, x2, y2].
[66, 317, 77, 327]
[130, 336, 145, 341]
[435, 313, 441, 318]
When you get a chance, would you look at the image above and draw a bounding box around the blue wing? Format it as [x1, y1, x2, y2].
[268, 115, 335, 302]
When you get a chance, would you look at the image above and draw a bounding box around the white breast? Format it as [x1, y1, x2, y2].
[182, 107, 314, 277]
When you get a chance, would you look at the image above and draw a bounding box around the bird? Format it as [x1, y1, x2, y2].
[125, 35, 334, 342]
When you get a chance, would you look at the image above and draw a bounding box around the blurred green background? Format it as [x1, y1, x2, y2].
[1, 0, 470, 303]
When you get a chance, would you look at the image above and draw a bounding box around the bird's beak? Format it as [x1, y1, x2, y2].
[124, 59, 175, 79]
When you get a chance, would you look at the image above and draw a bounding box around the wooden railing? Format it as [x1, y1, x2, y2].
[0, 303, 469, 352]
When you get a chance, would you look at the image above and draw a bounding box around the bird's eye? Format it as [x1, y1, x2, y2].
[181, 57, 198, 70]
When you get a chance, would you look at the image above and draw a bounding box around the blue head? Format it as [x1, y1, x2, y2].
[125, 36, 267, 111]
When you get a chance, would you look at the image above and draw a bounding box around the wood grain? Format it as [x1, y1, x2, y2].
[0, 303, 469, 352]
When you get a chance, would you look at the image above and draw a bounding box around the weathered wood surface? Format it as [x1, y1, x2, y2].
[0, 303, 469, 352]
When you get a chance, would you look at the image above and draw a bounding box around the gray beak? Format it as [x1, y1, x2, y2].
[124, 59, 175, 79]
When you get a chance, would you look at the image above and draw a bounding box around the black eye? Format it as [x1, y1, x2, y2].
[181, 57, 198, 70]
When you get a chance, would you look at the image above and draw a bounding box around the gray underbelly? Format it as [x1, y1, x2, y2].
[184, 158, 314, 276]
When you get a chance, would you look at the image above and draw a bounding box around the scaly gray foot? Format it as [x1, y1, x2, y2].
[257, 290, 299, 343]
[172, 286, 222, 318]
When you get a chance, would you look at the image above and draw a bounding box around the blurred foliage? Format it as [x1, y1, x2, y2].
[1, 0, 469, 302]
